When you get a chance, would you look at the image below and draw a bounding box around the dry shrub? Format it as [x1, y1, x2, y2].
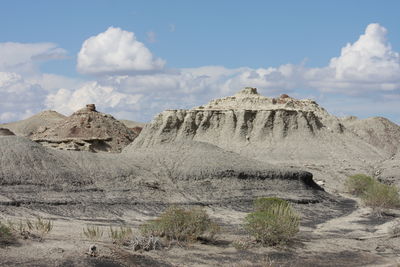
[109, 226, 133, 246]
[132, 234, 162, 251]
[346, 174, 400, 212]
[140, 206, 219, 242]
[345, 174, 375, 196]
[363, 182, 400, 211]
[0, 221, 16, 245]
[245, 202, 300, 246]
[83, 225, 104, 241]
[8, 217, 53, 241]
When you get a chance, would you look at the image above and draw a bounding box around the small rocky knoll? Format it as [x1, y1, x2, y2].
[0, 110, 66, 137]
[31, 104, 137, 152]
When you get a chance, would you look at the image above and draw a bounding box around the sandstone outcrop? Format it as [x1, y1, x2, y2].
[31, 104, 137, 152]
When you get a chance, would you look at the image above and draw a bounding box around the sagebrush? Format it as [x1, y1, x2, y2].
[254, 197, 290, 212]
[345, 174, 400, 211]
[245, 199, 300, 246]
[0, 221, 16, 245]
[345, 174, 375, 196]
[140, 206, 220, 242]
[363, 182, 400, 211]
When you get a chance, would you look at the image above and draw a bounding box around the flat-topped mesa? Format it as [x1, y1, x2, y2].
[194, 87, 328, 117]
[31, 104, 137, 152]
[130, 87, 346, 150]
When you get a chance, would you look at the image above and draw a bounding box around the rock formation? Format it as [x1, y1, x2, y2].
[31, 104, 137, 152]
[0, 110, 66, 136]
[120, 119, 146, 136]
[129, 87, 400, 192]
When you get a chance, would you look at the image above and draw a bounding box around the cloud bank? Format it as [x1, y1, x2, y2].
[1, 24, 399, 124]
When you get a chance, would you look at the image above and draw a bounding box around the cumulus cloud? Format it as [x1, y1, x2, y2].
[330, 23, 400, 82]
[307, 23, 400, 94]
[0, 42, 67, 74]
[46, 81, 143, 117]
[0, 72, 48, 122]
[77, 27, 165, 75]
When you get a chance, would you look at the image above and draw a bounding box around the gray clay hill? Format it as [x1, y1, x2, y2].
[31, 104, 138, 152]
[131, 87, 400, 192]
[0, 110, 66, 137]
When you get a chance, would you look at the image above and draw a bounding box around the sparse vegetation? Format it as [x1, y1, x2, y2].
[254, 197, 290, 212]
[245, 198, 300, 246]
[362, 182, 400, 210]
[140, 206, 220, 242]
[132, 234, 162, 251]
[109, 226, 133, 246]
[7, 217, 53, 241]
[345, 174, 375, 196]
[0, 221, 16, 245]
[83, 225, 104, 241]
[345, 174, 400, 212]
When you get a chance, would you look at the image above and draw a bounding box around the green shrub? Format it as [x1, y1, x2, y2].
[0, 221, 16, 245]
[362, 182, 400, 210]
[140, 206, 220, 242]
[109, 226, 133, 246]
[83, 225, 104, 241]
[345, 174, 400, 211]
[345, 174, 375, 196]
[254, 197, 290, 212]
[245, 203, 300, 246]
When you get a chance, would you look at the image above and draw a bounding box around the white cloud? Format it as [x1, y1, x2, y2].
[77, 27, 165, 75]
[330, 23, 400, 82]
[0, 72, 48, 122]
[0, 42, 67, 74]
[46, 81, 143, 116]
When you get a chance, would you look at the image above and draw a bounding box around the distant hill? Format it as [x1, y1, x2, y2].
[0, 110, 66, 137]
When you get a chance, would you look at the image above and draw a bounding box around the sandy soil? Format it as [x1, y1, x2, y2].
[1, 196, 400, 267]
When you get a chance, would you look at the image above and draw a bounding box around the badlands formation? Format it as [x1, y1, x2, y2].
[133, 87, 400, 191]
[0, 87, 399, 266]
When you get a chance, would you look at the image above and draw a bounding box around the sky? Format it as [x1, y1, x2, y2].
[0, 0, 399, 124]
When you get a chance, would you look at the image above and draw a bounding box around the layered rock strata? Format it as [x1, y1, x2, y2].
[31, 104, 137, 152]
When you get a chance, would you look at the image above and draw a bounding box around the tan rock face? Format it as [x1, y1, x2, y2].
[31, 104, 137, 152]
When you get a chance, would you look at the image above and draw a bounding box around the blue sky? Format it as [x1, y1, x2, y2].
[0, 0, 399, 123]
